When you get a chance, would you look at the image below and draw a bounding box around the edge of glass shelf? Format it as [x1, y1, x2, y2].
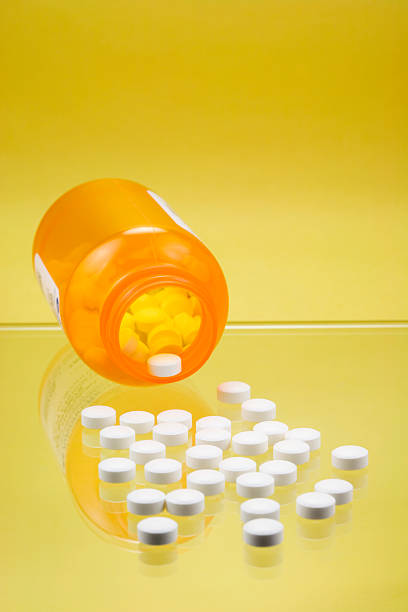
[0, 321, 407, 332]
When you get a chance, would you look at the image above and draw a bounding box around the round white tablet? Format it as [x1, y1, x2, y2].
[137, 516, 178, 545]
[296, 492, 336, 519]
[127, 488, 165, 515]
[217, 381, 251, 404]
[314, 479, 353, 505]
[241, 398, 276, 422]
[166, 488, 205, 516]
[273, 439, 310, 465]
[144, 458, 182, 484]
[129, 440, 166, 465]
[259, 460, 297, 486]
[236, 472, 275, 499]
[285, 427, 321, 451]
[100, 425, 135, 450]
[98, 457, 136, 483]
[331, 445, 368, 470]
[147, 353, 182, 377]
[120, 411, 154, 434]
[219, 457, 257, 482]
[153, 422, 188, 447]
[243, 518, 284, 547]
[196, 415, 231, 432]
[253, 421, 289, 445]
[81, 405, 116, 429]
[240, 498, 280, 522]
[187, 469, 225, 496]
[195, 428, 231, 450]
[157, 409, 192, 430]
[232, 431, 268, 456]
[186, 445, 223, 469]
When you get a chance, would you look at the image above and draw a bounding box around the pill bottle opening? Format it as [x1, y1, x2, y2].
[101, 271, 217, 384]
[119, 284, 202, 363]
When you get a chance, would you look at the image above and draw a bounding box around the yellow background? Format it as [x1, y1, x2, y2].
[1, 0, 407, 323]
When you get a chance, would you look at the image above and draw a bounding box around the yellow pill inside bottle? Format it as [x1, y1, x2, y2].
[119, 327, 139, 354]
[161, 294, 193, 318]
[128, 293, 159, 314]
[147, 324, 183, 355]
[133, 307, 168, 333]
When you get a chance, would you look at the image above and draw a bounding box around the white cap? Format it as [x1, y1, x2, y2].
[187, 469, 225, 496]
[120, 411, 154, 434]
[100, 425, 135, 450]
[195, 428, 231, 450]
[243, 518, 284, 547]
[127, 488, 165, 515]
[331, 445, 368, 470]
[273, 439, 310, 465]
[259, 460, 297, 486]
[253, 421, 289, 445]
[314, 479, 353, 505]
[153, 422, 188, 447]
[165, 488, 205, 516]
[129, 440, 166, 465]
[81, 405, 116, 429]
[219, 456, 257, 482]
[196, 416, 231, 431]
[241, 399, 276, 422]
[236, 472, 275, 499]
[144, 458, 182, 484]
[296, 492, 336, 519]
[232, 431, 268, 456]
[157, 409, 192, 430]
[217, 381, 251, 404]
[185, 445, 223, 469]
[240, 498, 280, 523]
[147, 353, 182, 378]
[137, 516, 178, 545]
[285, 427, 321, 451]
[98, 457, 136, 483]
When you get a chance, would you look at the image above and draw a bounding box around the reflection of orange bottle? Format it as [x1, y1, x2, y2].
[33, 179, 228, 385]
[40, 345, 214, 552]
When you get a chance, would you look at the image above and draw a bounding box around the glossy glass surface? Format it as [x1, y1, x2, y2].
[1, 325, 407, 611]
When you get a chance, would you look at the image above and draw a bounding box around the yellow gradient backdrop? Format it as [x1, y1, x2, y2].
[0, 1, 406, 323]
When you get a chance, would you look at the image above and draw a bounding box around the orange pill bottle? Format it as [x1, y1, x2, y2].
[33, 179, 228, 385]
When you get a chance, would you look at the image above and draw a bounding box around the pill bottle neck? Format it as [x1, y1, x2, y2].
[100, 266, 217, 384]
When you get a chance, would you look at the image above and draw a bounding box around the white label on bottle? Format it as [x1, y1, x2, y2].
[147, 190, 197, 237]
[34, 253, 62, 325]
